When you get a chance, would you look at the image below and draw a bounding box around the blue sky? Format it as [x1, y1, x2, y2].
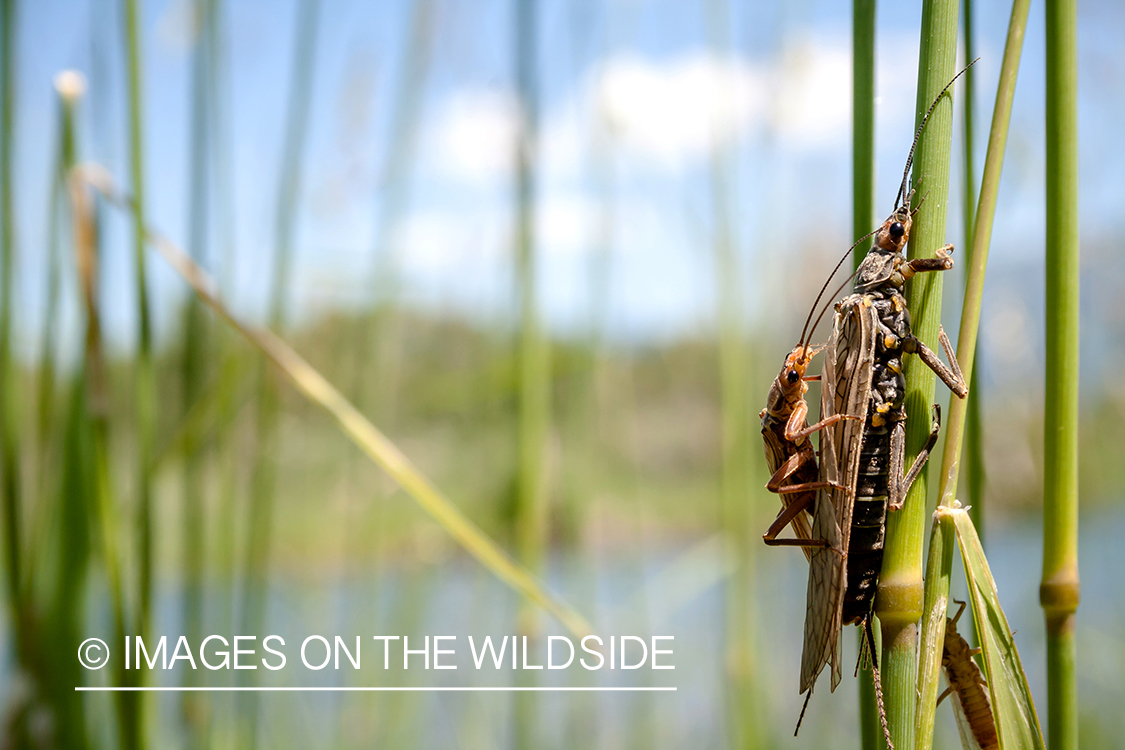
[6, 0, 1124, 381]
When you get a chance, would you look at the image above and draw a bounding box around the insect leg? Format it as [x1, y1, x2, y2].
[889, 421, 906, 510]
[904, 244, 955, 275]
[765, 451, 809, 492]
[763, 494, 830, 549]
[775, 480, 845, 495]
[903, 326, 967, 398]
[936, 685, 954, 707]
[764, 450, 846, 493]
[786, 411, 861, 443]
[889, 405, 942, 510]
[950, 598, 967, 625]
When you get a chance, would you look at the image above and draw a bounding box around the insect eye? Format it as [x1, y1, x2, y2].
[890, 222, 905, 239]
[786, 370, 800, 384]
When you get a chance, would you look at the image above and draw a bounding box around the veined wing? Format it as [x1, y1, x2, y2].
[800, 475, 842, 694]
[829, 295, 877, 547]
[799, 296, 877, 695]
[799, 311, 846, 694]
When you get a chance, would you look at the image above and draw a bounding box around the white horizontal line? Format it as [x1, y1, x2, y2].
[76, 686, 676, 692]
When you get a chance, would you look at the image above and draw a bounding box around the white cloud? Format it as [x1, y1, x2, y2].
[392, 208, 507, 275]
[425, 38, 922, 185]
[430, 87, 521, 184]
[591, 52, 766, 168]
[538, 194, 595, 255]
[772, 40, 851, 149]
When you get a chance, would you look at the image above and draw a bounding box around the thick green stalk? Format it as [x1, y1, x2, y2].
[917, 1, 1029, 747]
[877, 3, 959, 748]
[851, 2, 883, 747]
[959, 0, 986, 539]
[0, 0, 21, 615]
[1042, 1, 1080, 749]
[122, 0, 156, 645]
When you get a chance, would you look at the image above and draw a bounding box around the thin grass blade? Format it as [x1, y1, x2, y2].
[82, 167, 592, 639]
[946, 502, 1045, 750]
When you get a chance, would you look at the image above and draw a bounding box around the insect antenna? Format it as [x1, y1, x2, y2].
[805, 271, 859, 347]
[893, 58, 980, 212]
[798, 227, 880, 349]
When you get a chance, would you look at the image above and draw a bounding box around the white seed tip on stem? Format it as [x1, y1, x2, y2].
[54, 70, 87, 102]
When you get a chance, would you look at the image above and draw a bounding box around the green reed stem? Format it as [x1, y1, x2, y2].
[239, 1, 319, 745]
[120, 11, 156, 742]
[70, 171, 138, 750]
[203, 0, 242, 659]
[122, 0, 156, 651]
[350, 0, 434, 427]
[877, 3, 959, 749]
[914, 505, 956, 750]
[181, 1, 214, 742]
[513, 1, 545, 743]
[851, 1, 883, 747]
[704, 0, 758, 743]
[514, 0, 548, 621]
[852, 0, 876, 272]
[959, 0, 986, 540]
[1042, 1, 1080, 748]
[27, 75, 82, 597]
[0, 0, 21, 615]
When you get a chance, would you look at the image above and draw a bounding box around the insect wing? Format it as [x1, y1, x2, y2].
[799, 305, 860, 694]
[800, 296, 877, 693]
[828, 295, 877, 548]
[800, 477, 841, 694]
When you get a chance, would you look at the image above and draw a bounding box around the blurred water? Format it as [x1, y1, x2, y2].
[9, 506, 1125, 749]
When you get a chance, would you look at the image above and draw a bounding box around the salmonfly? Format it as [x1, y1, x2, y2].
[795, 60, 978, 745]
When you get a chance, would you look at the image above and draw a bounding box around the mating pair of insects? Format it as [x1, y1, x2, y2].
[760, 62, 987, 748]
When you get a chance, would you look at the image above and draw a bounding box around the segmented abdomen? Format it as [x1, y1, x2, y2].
[842, 418, 889, 625]
[841, 288, 907, 626]
[943, 622, 999, 750]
